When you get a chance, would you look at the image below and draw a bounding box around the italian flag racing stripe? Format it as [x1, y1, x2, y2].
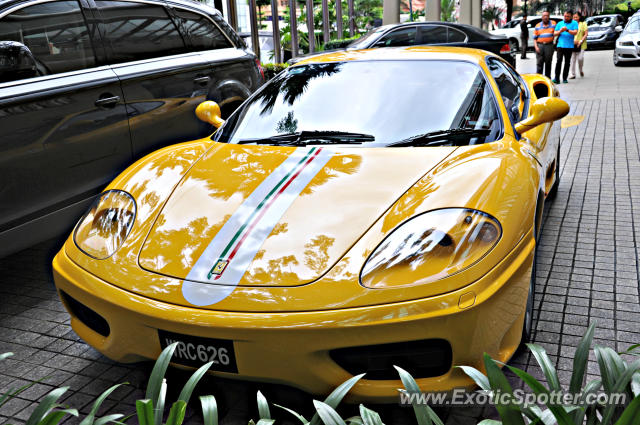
[182, 146, 334, 306]
[207, 147, 318, 279]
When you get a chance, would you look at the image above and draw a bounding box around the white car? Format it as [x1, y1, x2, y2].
[613, 14, 640, 65]
[490, 15, 563, 52]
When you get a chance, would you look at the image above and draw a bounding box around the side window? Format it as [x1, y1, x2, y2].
[173, 9, 232, 51]
[447, 28, 467, 43]
[487, 57, 522, 122]
[420, 25, 448, 44]
[94, 1, 187, 63]
[377, 27, 418, 47]
[0, 0, 96, 79]
[529, 18, 541, 28]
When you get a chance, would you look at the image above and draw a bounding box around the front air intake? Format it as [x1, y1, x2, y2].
[60, 291, 110, 337]
[330, 339, 452, 380]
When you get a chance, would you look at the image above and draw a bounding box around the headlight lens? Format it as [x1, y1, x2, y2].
[360, 208, 501, 289]
[619, 41, 634, 46]
[73, 190, 136, 259]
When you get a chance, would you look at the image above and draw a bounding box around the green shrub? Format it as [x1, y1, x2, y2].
[323, 36, 361, 50]
[261, 62, 289, 81]
[4, 322, 640, 425]
[462, 323, 640, 425]
[613, 0, 640, 12]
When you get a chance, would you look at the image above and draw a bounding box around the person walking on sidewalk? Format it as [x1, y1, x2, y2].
[553, 10, 578, 84]
[520, 15, 529, 59]
[534, 11, 556, 78]
[570, 11, 588, 78]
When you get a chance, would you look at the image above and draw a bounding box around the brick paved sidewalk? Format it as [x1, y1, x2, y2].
[1, 50, 639, 425]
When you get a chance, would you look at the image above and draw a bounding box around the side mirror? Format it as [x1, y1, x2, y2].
[515, 97, 570, 134]
[195, 101, 225, 129]
[615, 25, 623, 32]
[0, 41, 38, 83]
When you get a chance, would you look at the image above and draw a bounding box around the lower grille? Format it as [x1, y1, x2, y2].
[330, 339, 452, 380]
[60, 291, 110, 337]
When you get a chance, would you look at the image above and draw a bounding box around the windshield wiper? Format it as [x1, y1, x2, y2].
[388, 128, 491, 147]
[238, 130, 375, 146]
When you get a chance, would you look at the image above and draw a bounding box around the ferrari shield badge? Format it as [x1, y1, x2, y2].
[209, 259, 229, 277]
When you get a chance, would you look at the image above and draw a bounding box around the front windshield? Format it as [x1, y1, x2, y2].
[587, 16, 613, 27]
[624, 17, 640, 33]
[215, 60, 501, 147]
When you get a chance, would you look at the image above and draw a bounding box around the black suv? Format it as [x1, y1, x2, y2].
[0, 0, 263, 257]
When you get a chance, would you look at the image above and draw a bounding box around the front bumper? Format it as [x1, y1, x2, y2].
[52, 233, 534, 402]
[587, 32, 617, 48]
[614, 43, 640, 62]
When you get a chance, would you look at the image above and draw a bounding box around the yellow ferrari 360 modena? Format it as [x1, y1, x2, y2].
[53, 46, 569, 401]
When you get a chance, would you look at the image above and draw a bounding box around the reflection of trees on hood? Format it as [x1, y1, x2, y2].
[276, 111, 298, 133]
[258, 63, 343, 116]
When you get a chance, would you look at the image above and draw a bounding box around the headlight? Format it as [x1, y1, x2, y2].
[73, 190, 136, 259]
[360, 208, 501, 289]
[619, 41, 634, 46]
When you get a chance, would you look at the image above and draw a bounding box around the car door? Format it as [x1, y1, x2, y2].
[91, 0, 218, 158]
[167, 4, 255, 118]
[487, 57, 555, 170]
[418, 24, 449, 45]
[0, 0, 131, 255]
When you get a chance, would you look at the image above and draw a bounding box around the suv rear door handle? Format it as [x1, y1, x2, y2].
[194, 76, 211, 86]
[95, 94, 120, 108]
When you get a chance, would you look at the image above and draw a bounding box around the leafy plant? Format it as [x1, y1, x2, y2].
[461, 323, 640, 425]
[262, 62, 289, 80]
[136, 342, 213, 425]
[323, 36, 360, 50]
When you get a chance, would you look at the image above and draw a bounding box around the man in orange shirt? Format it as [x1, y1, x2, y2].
[534, 11, 556, 78]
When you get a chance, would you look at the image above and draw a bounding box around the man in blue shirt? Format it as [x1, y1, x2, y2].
[553, 10, 578, 83]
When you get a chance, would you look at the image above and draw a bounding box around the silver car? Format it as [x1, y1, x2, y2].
[613, 14, 640, 66]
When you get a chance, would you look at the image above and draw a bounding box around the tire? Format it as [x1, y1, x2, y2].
[509, 38, 519, 54]
[547, 143, 560, 200]
[613, 50, 621, 66]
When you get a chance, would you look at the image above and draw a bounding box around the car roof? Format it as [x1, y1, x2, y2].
[294, 45, 493, 66]
[0, 0, 221, 14]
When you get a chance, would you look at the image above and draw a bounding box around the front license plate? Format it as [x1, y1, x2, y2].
[158, 330, 238, 373]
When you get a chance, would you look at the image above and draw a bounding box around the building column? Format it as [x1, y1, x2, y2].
[425, 0, 441, 21]
[471, 0, 481, 28]
[459, 0, 482, 27]
[459, 0, 472, 24]
[383, 0, 400, 24]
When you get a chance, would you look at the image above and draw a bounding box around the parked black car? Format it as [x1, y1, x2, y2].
[587, 14, 625, 49]
[0, 0, 263, 258]
[289, 22, 516, 67]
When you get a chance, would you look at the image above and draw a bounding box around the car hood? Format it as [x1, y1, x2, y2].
[138, 143, 453, 288]
[619, 33, 640, 42]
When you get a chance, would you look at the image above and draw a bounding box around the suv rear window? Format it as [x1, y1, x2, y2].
[0, 0, 96, 77]
[173, 9, 232, 51]
[95, 1, 187, 63]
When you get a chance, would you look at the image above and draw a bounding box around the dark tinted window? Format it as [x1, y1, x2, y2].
[217, 60, 501, 146]
[447, 28, 467, 42]
[487, 57, 522, 121]
[95, 1, 186, 63]
[420, 25, 448, 43]
[378, 27, 418, 46]
[173, 9, 231, 51]
[0, 1, 96, 78]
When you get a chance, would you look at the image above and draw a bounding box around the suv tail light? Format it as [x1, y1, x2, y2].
[255, 58, 265, 82]
[500, 43, 511, 53]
